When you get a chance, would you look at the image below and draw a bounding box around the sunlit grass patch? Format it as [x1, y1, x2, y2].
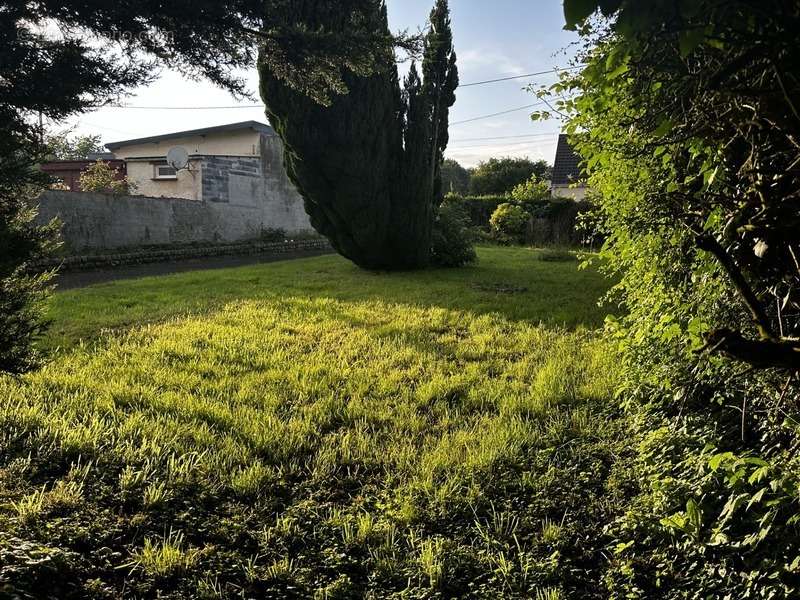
[128, 530, 203, 577]
[1, 248, 625, 598]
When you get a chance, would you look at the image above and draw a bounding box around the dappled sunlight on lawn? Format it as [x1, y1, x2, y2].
[2, 273, 625, 597]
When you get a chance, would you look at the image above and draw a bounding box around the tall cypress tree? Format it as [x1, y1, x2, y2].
[258, 0, 459, 270]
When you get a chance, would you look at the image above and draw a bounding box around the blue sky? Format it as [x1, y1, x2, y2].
[63, 1, 577, 167]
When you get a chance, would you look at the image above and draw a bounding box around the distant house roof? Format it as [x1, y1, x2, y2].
[105, 121, 275, 151]
[551, 134, 584, 186]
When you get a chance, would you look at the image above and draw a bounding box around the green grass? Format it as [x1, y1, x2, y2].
[1, 246, 627, 598]
[44, 246, 612, 352]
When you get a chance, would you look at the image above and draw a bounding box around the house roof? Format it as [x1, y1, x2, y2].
[551, 134, 584, 186]
[105, 121, 274, 151]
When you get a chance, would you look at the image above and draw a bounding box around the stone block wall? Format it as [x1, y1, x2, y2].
[34, 189, 314, 252]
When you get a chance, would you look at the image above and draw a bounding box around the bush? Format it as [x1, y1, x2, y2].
[430, 202, 476, 267]
[559, 1, 800, 596]
[510, 175, 550, 211]
[79, 160, 136, 195]
[1, 163, 60, 374]
[489, 203, 528, 244]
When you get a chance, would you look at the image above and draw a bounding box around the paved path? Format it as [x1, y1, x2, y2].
[53, 249, 333, 291]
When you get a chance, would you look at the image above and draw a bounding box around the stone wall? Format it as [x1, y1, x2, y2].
[34, 188, 314, 252]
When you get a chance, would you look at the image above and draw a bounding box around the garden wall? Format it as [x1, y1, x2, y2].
[34, 189, 315, 252]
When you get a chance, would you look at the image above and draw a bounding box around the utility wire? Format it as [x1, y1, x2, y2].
[95, 66, 581, 111]
[459, 65, 581, 88]
[450, 132, 557, 143]
[448, 139, 560, 151]
[450, 101, 546, 126]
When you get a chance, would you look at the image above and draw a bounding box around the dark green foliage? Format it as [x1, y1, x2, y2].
[440, 158, 470, 194]
[443, 193, 508, 227]
[469, 157, 551, 196]
[444, 193, 593, 248]
[556, 0, 800, 595]
[0, 119, 60, 373]
[430, 202, 476, 267]
[259, 0, 458, 270]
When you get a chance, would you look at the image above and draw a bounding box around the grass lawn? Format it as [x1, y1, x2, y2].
[1, 246, 627, 599]
[44, 246, 613, 353]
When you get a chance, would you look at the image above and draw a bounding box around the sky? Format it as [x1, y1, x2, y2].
[61, 1, 578, 168]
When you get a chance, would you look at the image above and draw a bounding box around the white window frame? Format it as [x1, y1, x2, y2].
[153, 163, 178, 180]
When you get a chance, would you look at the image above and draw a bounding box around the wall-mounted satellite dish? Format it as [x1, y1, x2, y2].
[166, 146, 190, 171]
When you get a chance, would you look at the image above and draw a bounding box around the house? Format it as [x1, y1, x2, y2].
[40, 155, 126, 192]
[104, 121, 312, 232]
[551, 134, 588, 200]
[106, 121, 278, 201]
[34, 121, 314, 250]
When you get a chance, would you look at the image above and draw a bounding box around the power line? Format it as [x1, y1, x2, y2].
[459, 65, 581, 88]
[450, 132, 558, 143]
[450, 101, 546, 126]
[96, 66, 582, 110]
[448, 139, 559, 152]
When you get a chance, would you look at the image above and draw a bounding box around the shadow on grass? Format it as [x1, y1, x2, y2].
[42, 246, 617, 353]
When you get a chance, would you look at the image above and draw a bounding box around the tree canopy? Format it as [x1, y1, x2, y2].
[469, 157, 551, 196]
[440, 158, 471, 194]
[259, 0, 460, 270]
[44, 132, 105, 161]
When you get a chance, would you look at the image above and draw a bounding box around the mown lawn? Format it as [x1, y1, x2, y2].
[1, 247, 628, 599]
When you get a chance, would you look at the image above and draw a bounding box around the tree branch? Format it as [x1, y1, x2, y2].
[695, 233, 776, 340]
[702, 329, 800, 370]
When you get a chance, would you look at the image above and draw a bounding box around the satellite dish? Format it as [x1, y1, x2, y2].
[166, 146, 189, 170]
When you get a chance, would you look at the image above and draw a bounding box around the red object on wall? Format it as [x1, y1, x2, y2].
[40, 160, 127, 192]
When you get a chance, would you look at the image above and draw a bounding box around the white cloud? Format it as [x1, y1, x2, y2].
[457, 49, 528, 78]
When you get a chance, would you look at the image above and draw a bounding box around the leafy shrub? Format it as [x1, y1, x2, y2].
[556, 0, 800, 596]
[431, 202, 476, 267]
[489, 203, 528, 244]
[510, 175, 550, 212]
[79, 160, 136, 195]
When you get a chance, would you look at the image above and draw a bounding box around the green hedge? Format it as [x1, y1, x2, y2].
[443, 193, 507, 227]
[444, 193, 597, 247]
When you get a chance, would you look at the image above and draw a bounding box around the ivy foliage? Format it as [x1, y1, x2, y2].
[553, 0, 800, 596]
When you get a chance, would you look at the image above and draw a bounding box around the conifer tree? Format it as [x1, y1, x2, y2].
[259, 0, 459, 269]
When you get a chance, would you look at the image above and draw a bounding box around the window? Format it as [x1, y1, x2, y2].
[153, 163, 177, 180]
